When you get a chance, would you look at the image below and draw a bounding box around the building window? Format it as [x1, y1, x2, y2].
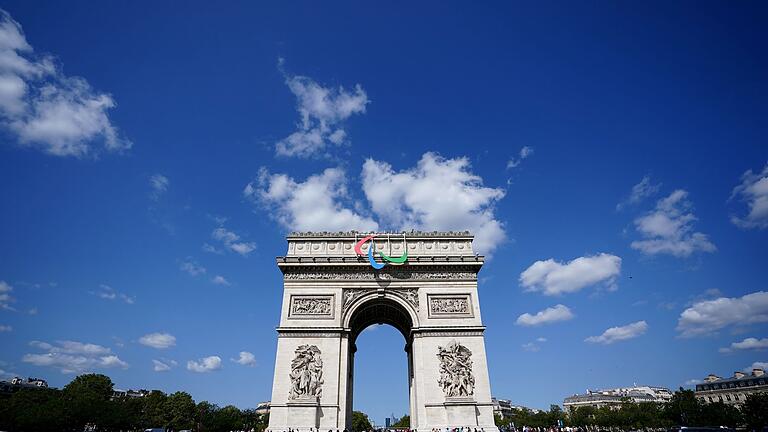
[718, 396, 723, 402]
[725, 394, 731, 401]
[734, 394, 740, 401]
[708, 396, 714, 402]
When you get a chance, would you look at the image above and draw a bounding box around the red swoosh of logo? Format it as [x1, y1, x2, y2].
[354, 235, 376, 256]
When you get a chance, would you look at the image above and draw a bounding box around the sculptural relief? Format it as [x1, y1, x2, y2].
[437, 340, 475, 398]
[291, 297, 332, 316]
[289, 345, 324, 400]
[430, 296, 470, 315]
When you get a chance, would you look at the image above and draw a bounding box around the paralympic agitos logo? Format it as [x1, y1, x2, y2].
[354, 235, 408, 269]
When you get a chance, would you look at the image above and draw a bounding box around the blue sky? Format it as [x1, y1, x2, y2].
[1, 0, 767, 425]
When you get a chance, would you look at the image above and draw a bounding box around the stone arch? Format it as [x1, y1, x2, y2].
[343, 291, 420, 342]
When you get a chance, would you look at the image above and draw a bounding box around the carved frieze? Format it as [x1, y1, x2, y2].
[428, 294, 473, 318]
[289, 295, 334, 319]
[341, 288, 419, 312]
[289, 344, 324, 400]
[343, 289, 374, 310]
[437, 340, 475, 398]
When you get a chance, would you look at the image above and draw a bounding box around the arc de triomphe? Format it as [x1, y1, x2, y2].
[266, 231, 498, 432]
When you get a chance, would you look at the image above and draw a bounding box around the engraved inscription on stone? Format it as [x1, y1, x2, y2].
[289, 344, 324, 400]
[437, 340, 475, 398]
[290, 296, 332, 317]
[429, 295, 471, 317]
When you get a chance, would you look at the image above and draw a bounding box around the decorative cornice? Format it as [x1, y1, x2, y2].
[282, 265, 479, 281]
[287, 231, 473, 239]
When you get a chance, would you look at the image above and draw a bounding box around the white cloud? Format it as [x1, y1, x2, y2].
[521, 336, 548, 352]
[211, 227, 255, 256]
[685, 379, 703, 386]
[152, 359, 177, 372]
[139, 332, 176, 349]
[180, 258, 206, 277]
[149, 174, 169, 201]
[677, 291, 768, 337]
[92, 284, 134, 304]
[0, 324, 11, 332]
[211, 275, 230, 286]
[719, 337, 768, 353]
[516, 304, 575, 326]
[275, 67, 368, 158]
[731, 162, 768, 229]
[520, 253, 621, 296]
[0, 10, 130, 157]
[362, 152, 506, 255]
[0, 280, 15, 310]
[187, 355, 222, 373]
[245, 167, 378, 232]
[232, 351, 256, 367]
[617, 175, 661, 211]
[22, 339, 128, 373]
[507, 146, 534, 169]
[585, 321, 648, 345]
[630, 190, 716, 257]
[521, 342, 540, 352]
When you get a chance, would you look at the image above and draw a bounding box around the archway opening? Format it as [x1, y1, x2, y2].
[347, 297, 415, 429]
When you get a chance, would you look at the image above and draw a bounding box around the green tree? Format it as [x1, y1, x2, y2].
[743, 392, 768, 431]
[62, 373, 115, 430]
[352, 410, 373, 432]
[141, 390, 169, 428]
[392, 415, 410, 428]
[165, 391, 197, 430]
[664, 388, 701, 426]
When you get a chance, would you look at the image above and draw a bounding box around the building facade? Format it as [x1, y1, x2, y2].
[695, 368, 767, 406]
[266, 231, 498, 432]
[563, 386, 672, 411]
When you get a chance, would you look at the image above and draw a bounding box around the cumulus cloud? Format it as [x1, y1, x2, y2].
[152, 358, 177, 372]
[0, 10, 130, 157]
[719, 337, 768, 353]
[630, 190, 716, 257]
[232, 351, 256, 367]
[211, 227, 255, 256]
[516, 304, 574, 326]
[362, 152, 506, 255]
[187, 355, 222, 373]
[507, 146, 534, 169]
[731, 162, 768, 229]
[180, 258, 206, 277]
[0, 324, 11, 332]
[519, 253, 621, 296]
[585, 321, 648, 345]
[275, 65, 368, 158]
[245, 167, 378, 232]
[617, 175, 661, 211]
[0, 280, 15, 310]
[138, 332, 176, 349]
[211, 275, 230, 286]
[92, 284, 134, 304]
[22, 340, 128, 373]
[149, 174, 169, 201]
[677, 291, 768, 337]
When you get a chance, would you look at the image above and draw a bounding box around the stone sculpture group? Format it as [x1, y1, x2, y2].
[289, 344, 324, 400]
[437, 340, 475, 397]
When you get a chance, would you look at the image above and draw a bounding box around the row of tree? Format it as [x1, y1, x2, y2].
[0, 373, 269, 432]
[494, 390, 768, 431]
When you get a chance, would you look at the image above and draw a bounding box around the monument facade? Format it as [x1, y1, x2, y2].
[266, 232, 498, 432]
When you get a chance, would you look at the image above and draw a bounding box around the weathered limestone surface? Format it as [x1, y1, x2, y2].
[266, 232, 499, 432]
